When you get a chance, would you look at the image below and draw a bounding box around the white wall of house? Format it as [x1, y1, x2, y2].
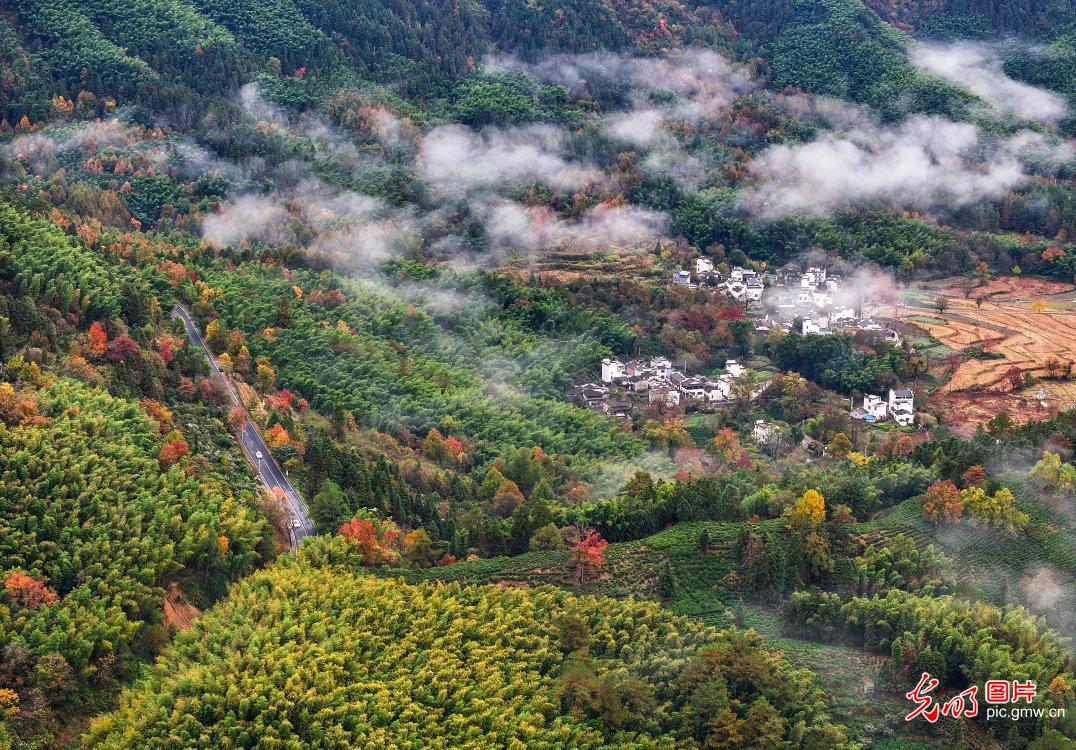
[601, 358, 624, 383]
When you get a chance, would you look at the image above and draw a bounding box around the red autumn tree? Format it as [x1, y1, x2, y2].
[176, 376, 197, 401]
[226, 406, 247, 435]
[157, 336, 178, 365]
[84, 321, 108, 359]
[1042, 246, 1065, 263]
[5, 572, 58, 608]
[265, 389, 294, 411]
[921, 480, 963, 524]
[106, 335, 140, 364]
[569, 526, 608, 584]
[337, 518, 398, 566]
[158, 436, 190, 468]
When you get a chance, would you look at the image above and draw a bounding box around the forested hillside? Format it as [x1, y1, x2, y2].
[0, 0, 1074, 746]
[0, 198, 276, 746]
[84, 541, 851, 750]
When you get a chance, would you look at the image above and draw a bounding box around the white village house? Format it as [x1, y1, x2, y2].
[889, 388, 915, 426]
[601, 357, 626, 383]
[752, 420, 782, 445]
[851, 394, 888, 422]
[851, 389, 914, 426]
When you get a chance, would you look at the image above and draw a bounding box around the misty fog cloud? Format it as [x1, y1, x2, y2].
[1007, 130, 1076, 170]
[911, 42, 1068, 122]
[629, 49, 755, 122]
[487, 48, 753, 114]
[239, 83, 289, 128]
[488, 49, 754, 189]
[605, 109, 672, 149]
[418, 124, 600, 194]
[476, 199, 666, 256]
[202, 194, 294, 247]
[5, 120, 149, 176]
[481, 201, 562, 253]
[200, 175, 417, 268]
[575, 203, 667, 245]
[741, 116, 1034, 217]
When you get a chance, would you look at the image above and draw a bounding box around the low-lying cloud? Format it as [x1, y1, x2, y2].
[418, 124, 600, 195]
[741, 115, 1038, 217]
[911, 42, 1068, 122]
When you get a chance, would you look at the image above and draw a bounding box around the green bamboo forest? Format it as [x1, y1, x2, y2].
[0, 0, 1074, 747]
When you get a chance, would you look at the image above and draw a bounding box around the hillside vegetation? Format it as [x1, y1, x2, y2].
[84, 543, 851, 749]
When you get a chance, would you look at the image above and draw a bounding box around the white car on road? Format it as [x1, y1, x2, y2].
[255, 451, 263, 460]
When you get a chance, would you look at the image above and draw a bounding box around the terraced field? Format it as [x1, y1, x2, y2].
[858, 477, 1076, 631]
[916, 299, 1076, 390]
[394, 520, 777, 624]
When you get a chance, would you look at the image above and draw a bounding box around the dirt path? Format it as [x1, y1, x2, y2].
[163, 581, 201, 631]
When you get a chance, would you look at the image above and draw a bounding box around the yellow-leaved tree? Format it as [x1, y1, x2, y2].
[789, 489, 825, 528]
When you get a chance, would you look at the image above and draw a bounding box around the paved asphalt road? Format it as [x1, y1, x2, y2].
[172, 305, 314, 547]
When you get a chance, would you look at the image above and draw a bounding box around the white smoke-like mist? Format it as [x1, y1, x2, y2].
[740, 115, 1046, 218]
[911, 42, 1068, 123]
[488, 48, 755, 192]
[202, 194, 294, 247]
[418, 124, 600, 195]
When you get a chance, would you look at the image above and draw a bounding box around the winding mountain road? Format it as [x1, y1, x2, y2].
[172, 304, 314, 548]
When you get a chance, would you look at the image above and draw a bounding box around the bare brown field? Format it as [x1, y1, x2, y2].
[928, 275, 1074, 302]
[910, 298, 1076, 391]
[163, 581, 201, 630]
[931, 390, 1059, 437]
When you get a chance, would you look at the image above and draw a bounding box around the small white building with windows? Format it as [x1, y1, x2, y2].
[889, 388, 915, 426]
[672, 270, 692, 286]
[862, 394, 888, 421]
[696, 257, 715, 275]
[746, 280, 764, 303]
[707, 377, 733, 402]
[601, 357, 626, 383]
[651, 357, 673, 378]
[752, 419, 781, 445]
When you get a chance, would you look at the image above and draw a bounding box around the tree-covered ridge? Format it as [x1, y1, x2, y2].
[194, 263, 644, 468]
[786, 589, 1073, 690]
[0, 0, 696, 122]
[0, 376, 271, 727]
[85, 542, 851, 749]
[0, 202, 145, 323]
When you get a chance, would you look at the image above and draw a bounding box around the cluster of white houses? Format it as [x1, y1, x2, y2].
[672, 260, 765, 305]
[673, 261, 899, 342]
[757, 266, 901, 344]
[569, 356, 758, 416]
[851, 389, 915, 427]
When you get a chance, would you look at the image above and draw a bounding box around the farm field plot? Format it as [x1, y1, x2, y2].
[1024, 380, 1076, 409]
[924, 275, 1075, 302]
[931, 390, 1056, 435]
[907, 298, 1076, 391]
